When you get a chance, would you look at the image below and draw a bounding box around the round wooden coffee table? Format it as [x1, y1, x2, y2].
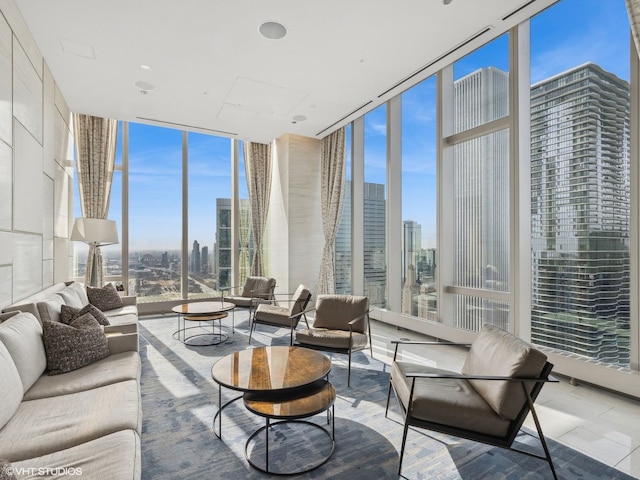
[172, 301, 236, 346]
[211, 346, 335, 474]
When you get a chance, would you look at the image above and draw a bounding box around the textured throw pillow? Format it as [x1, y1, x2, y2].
[86, 283, 123, 311]
[61, 303, 110, 326]
[0, 458, 17, 480]
[42, 313, 110, 375]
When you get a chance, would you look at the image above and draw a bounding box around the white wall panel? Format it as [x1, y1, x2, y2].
[43, 64, 55, 178]
[0, 265, 11, 309]
[0, 14, 11, 146]
[13, 37, 42, 143]
[0, 231, 11, 264]
[43, 174, 53, 259]
[13, 120, 43, 233]
[12, 232, 42, 300]
[0, 141, 11, 230]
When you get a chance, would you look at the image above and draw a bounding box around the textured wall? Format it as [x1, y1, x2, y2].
[0, 1, 74, 308]
[268, 134, 323, 298]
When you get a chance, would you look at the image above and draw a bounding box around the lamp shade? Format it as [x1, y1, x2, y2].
[70, 218, 119, 245]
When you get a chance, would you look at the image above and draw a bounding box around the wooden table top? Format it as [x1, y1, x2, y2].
[171, 301, 236, 315]
[211, 346, 331, 393]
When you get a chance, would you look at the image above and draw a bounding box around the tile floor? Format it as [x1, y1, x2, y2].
[369, 320, 640, 479]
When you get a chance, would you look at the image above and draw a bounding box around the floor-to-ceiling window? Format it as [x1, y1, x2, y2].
[128, 123, 182, 302]
[447, 34, 511, 332]
[401, 76, 437, 320]
[187, 132, 230, 298]
[364, 105, 387, 308]
[530, 0, 631, 367]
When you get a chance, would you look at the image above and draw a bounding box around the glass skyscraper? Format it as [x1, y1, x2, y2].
[530, 63, 631, 367]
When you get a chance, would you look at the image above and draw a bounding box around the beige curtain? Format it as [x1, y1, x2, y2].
[316, 127, 346, 295]
[627, 0, 640, 55]
[243, 141, 272, 276]
[74, 114, 118, 287]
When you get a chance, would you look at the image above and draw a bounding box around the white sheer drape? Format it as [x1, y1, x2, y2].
[626, 0, 640, 55]
[243, 141, 272, 276]
[316, 127, 346, 295]
[73, 114, 118, 287]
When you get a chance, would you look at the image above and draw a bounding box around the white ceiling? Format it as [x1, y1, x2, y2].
[15, 0, 556, 144]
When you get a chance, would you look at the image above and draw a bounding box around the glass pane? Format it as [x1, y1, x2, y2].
[364, 105, 387, 308]
[335, 123, 352, 294]
[453, 34, 509, 133]
[402, 76, 437, 320]
[530, 0, 630, 367]
[455, 295, 509, 332]
[128, 123, 182, 302]
[188, 132, 230, 299]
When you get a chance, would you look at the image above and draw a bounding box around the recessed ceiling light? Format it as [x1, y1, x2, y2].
[259, 21, 287, 40]
[292, 115, 306, 122]
[135, 81, 155, 92]
[140, 64, 152, 70]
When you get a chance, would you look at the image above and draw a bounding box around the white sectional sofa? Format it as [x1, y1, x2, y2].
[0, 282, 141, 479]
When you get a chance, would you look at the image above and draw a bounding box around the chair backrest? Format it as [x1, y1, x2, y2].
[241, 277, 276, 299]
[288, 284, 311, 317]
[461, 324, 548, 421]
[313, 295, 369, 333]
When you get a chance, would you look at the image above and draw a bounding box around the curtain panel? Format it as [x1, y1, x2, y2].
[243, 141, 272, 277]
[73, 114, 118, 287]
[317, 127, 347, 295]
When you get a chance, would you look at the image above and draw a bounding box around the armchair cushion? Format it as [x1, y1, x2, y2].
[241, 277, 276, 300]
[390, 361, 511, 437]
[295, 328, 368, 350]
[312, 295, 368, 332]
[461, 324, 547, 420]
[253, 305, 291, 326]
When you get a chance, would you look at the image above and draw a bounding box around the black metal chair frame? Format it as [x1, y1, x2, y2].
[249, 290, 313, 345]
[385, 340, 558, 479]
[221, 282, 276, 323]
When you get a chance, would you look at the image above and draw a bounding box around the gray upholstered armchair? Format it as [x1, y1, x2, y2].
[249, 284, 312, 345]
[386, 324, 557, 479]
[294, 294, 371, 387]
[221, 276, 276, 320]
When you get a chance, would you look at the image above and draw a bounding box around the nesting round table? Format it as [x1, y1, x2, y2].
[172, 301, 235, 346]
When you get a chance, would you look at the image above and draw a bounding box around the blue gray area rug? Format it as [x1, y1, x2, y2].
[139, 314, 633, 479]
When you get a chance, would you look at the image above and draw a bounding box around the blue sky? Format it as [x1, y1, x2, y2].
[89, 0, 631, 253]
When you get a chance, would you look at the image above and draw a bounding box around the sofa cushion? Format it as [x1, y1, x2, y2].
[0, 312, 47, 393]
[66, 281, 90, 306]
[86, 283, 123, 312]
[61, 304, 110, 326]
[0, 342, 23, 430]
[24, 351, 140, 401]
[35, 296, 65, 323]
[42, 314, 110, 375]
[461, 324, 548, 420]
[11, 430, 140, 480]
[0, 379, 141, 462]
[56, 287, 84, 309]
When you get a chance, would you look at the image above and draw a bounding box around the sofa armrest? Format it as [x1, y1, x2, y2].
[120, 295, 137, 306]
[104, 325, 139, 353]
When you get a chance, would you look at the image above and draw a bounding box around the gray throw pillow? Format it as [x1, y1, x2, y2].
[61, 303, 110, 326]
[42, 313, 110, 375]
[0, 459, 17, 480]
[86, 283, 123, 311]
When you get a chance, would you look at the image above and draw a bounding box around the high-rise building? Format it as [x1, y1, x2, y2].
[401, 220, 421, 316]
[190, 240, 200, 274]
[335, 181, 387, 306]
[215, 198, 231, 289]
[201, 246, 209, 274]
[453, 67, 510, 331]
[530, 63, 630, 366]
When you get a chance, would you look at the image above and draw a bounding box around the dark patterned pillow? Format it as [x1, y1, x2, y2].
[42, 313, 110, 375]
[61, 303, 110, 326]
[86, 283, 123, 311]
[0, 459, 17, 480]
